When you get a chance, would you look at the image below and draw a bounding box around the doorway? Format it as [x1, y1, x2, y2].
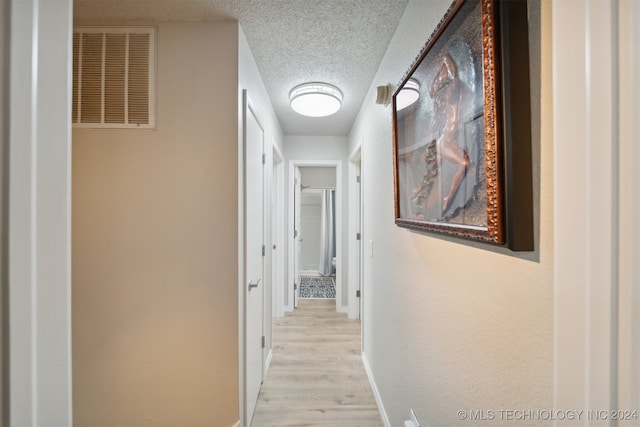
[299, 168, 336, 279]
[287, 161, 343, 313]
[348, 145, 363, 322]
[242, 92, 265, 426]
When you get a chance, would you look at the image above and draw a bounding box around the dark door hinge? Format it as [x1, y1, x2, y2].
[356, 290, 361, 298]
[262, 245, 265, 256]
[262, 336, 265, 348]
[356, 232, 361, 241]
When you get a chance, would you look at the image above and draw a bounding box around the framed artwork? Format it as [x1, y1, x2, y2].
[392, 0, 533, 250]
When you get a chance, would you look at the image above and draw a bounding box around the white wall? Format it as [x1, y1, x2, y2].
[300, 167, 336, 188]
[285, 136, 348, 161]
[0, 0, 6, 422]
[238, 25, 284, 425]
[73, 22, 240, 426]
[349, 1, 552, 425]
[284, 136, 348, 306]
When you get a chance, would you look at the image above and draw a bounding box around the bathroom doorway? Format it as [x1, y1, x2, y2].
[288, 161, 343, 312]
[299, 168, 336, 279]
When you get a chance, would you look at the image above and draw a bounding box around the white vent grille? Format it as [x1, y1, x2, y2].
[73, 27, 156, 129]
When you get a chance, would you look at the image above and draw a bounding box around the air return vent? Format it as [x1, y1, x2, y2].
[73, 27, 156, 129]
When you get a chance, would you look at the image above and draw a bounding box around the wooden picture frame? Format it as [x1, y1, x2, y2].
[392, 0, 533, 251]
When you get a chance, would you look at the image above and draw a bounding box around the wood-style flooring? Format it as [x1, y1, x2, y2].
[251, 298, 383, 427]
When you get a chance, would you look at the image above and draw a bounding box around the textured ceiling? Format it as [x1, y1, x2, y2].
[74, 0, 410, 136]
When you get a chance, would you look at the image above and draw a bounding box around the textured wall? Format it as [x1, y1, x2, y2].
[349, 0, 553, 425]
[72, 22, 240, 427]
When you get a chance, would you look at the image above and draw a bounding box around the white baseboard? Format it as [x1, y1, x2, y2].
[362, 352, 391, 427]
[300, 269, 321, 275]
[230, 421, 240, 427]
[337, 305, 349, 314]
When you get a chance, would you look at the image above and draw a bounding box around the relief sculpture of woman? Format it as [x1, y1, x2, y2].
[410, 40, 481, 222]
[429, 52, 469, 213]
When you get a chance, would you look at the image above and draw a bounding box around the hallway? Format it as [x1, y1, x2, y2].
[251, 299, 382, 426]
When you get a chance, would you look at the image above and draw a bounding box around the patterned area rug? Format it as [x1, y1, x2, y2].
[299, 277, 336, 298]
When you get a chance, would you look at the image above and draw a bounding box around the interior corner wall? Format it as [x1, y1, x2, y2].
[72, 22, 239, 427]
[283, 136, 349, 306]
[349, 0, 552, 425]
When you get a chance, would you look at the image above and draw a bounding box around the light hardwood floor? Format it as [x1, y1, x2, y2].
[251, 298, 383, 427]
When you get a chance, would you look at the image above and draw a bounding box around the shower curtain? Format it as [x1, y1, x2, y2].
[319, 189, 336, 276]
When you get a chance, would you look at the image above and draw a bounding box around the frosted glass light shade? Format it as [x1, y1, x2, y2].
[396, 78, 420, 110]
[289, 82, 343, 117]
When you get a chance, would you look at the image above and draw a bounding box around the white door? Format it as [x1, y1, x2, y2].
[271, 149, 284, 318]
[356, 163, 363, 320]
[244, 93, 264, 425]
[293, 167, 302, 308]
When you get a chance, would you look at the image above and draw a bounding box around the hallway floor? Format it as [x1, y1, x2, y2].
[251, 299, 383, 426]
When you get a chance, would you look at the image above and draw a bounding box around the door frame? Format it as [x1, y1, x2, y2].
[617, 0, 640, 410]
[348, 144, 363, 322]
[287, 160, 343, 312]
[240, 91, 266, 426]
[292, 166, 302, 309]
[271, 143, 285, 319]
[5, 1, 73, 425]
[552, 0, 640, 415]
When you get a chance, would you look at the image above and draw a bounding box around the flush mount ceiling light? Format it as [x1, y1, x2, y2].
[395, 78, 420, 110]
[289, 82, 343, 117]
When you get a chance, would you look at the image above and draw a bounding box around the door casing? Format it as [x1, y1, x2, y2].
[287, 160, 344, 313]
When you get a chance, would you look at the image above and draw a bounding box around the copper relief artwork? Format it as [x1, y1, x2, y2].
[393, 0, 506, 244]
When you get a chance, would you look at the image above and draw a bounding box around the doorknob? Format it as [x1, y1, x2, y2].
[248, 278, 261, 291]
